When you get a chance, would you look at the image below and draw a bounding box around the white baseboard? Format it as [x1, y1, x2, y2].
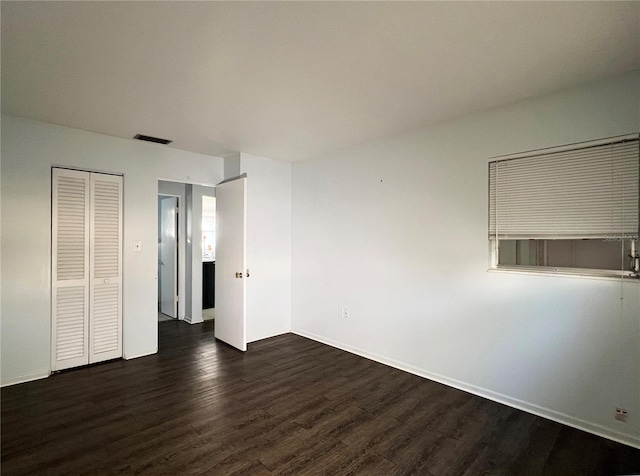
[1, 370, 50, 387]
[123, 348, 157, 360]
[291, 328, 640, 450]
[248, 330, 290, 344]
[184, 315, 204, 325]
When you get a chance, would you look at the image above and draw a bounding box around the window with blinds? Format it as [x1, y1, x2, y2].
[488, 135, 640, 278]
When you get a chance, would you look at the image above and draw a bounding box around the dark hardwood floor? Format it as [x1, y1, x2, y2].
[2, 321, 639, 475]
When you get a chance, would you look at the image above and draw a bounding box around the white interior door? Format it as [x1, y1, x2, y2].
[159, 197, 178, 317]
[52, 169, 91, 371]
[215, 176, 247, 351]
[89, 173, 123, 363]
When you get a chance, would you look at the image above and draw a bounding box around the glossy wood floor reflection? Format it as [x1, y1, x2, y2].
[2, 321, 639, 475]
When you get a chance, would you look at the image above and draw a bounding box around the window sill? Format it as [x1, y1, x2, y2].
[487, 266, 639, 282]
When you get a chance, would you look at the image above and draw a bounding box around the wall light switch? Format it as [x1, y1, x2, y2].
[133, 241, 142, 252]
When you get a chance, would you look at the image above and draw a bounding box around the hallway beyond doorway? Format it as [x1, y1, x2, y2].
[202, 308, 215, 321]
[157, 312, 174, 322]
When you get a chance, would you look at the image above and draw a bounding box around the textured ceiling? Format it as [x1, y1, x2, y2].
[2, 1, 639, 161]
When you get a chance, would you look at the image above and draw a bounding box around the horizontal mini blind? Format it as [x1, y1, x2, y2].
[489, 136, 639, 240]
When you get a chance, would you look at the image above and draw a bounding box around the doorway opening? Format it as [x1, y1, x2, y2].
[202, 196, 216, 322]
[158, 195, 179, 321]
[157, 180, 216, 325]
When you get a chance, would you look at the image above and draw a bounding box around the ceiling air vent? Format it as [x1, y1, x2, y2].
[133, 134, 173, 145]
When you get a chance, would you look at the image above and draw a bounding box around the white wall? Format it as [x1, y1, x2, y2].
[185, 184, 215, 324]
[1, 115, 224, 385]
[224, 153, 241, 180]
[185, 184, 194, 321]
[240, 153, 292, 342]
[291, 71, 640, 447]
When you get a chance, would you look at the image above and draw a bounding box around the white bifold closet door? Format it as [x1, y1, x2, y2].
[52, 168, 122, 371]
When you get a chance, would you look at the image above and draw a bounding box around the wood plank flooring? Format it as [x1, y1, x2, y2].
[2, 321, 639, 475]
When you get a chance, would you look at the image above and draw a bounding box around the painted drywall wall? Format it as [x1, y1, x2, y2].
[158, 181, 186, 319]
[240, 153, 292, 342]
[185, 184, 194, 321]
[1, 115, 224, 385]
[224, 153, 241, 180]
[291, 71, 640, 447]
[185, 184, 215, 324]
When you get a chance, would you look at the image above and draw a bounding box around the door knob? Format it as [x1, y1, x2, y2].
[235, 272, 243, 278]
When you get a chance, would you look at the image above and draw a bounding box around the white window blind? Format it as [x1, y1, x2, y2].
[489, 136, 639, 240]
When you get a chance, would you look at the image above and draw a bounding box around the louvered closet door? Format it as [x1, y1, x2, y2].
[52, 169, 91, 371]
[89, 173, 123, 363]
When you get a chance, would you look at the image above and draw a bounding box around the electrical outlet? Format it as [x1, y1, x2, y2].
[615, 408, 628, 422]
[341, 307, 349, 319]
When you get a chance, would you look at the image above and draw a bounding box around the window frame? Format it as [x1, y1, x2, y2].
[488, 239, 639, 280]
